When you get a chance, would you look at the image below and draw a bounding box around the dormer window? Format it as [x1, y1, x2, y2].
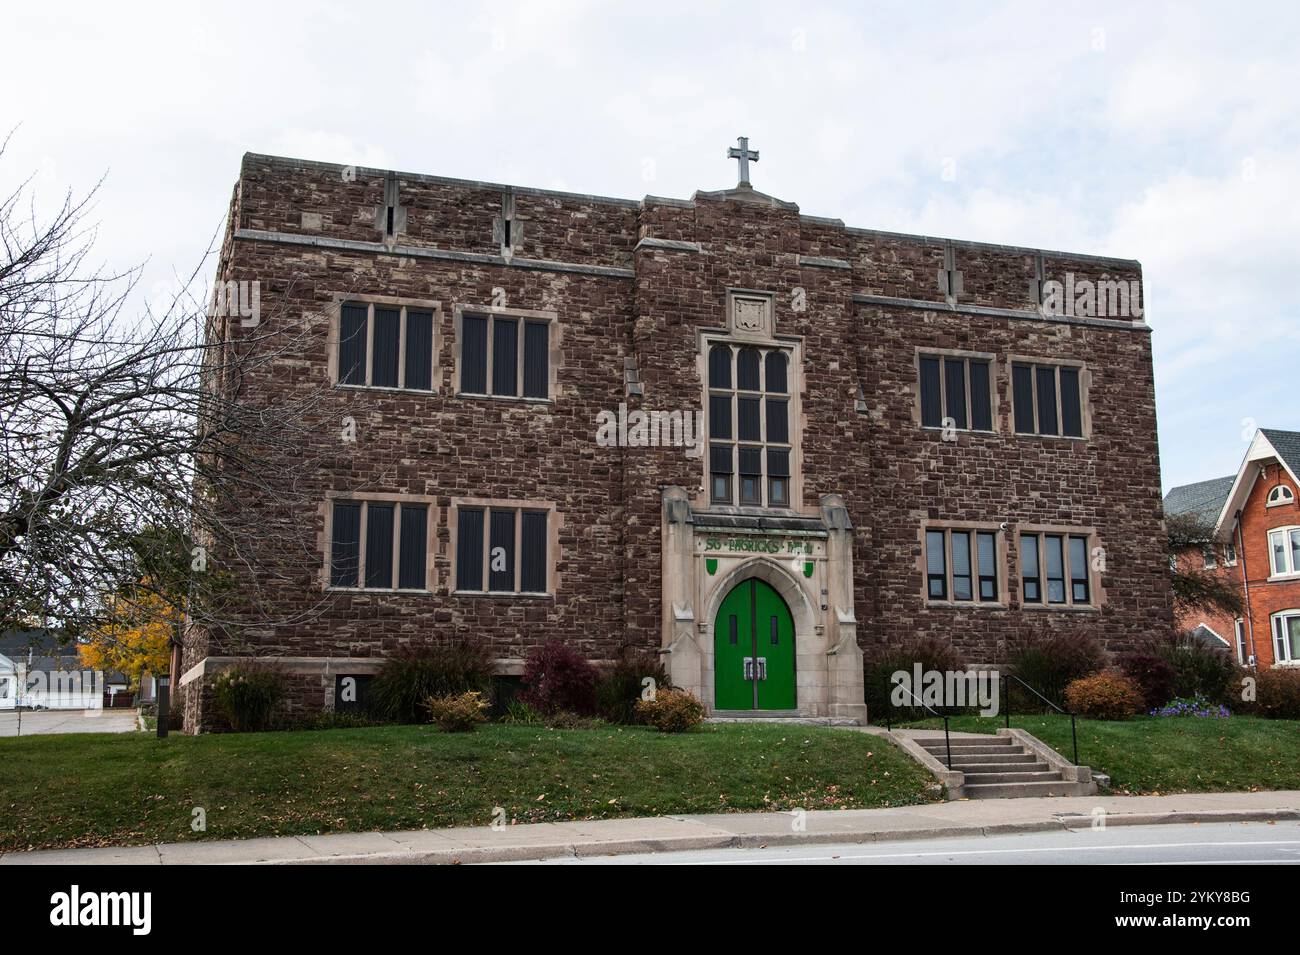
[1267, 485, 1295, 507]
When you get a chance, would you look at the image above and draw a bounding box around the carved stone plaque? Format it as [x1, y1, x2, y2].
[730, 293, 772, 337]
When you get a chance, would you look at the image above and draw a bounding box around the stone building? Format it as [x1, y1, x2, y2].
[178, 142, 1173, 731]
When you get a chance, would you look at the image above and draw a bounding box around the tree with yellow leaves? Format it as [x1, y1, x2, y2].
[78, 583, 177, 689]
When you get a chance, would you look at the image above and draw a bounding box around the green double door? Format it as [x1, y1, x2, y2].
[714, 578, 796, 710]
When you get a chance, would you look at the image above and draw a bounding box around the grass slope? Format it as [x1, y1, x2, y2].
[900, 714, 1300, 794]
[0, 723, 938, 851]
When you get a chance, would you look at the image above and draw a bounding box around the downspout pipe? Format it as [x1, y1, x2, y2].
[1236, 509, 1257, 668]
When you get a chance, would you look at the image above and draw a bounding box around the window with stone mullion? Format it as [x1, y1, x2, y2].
[708, 343, 793, 507]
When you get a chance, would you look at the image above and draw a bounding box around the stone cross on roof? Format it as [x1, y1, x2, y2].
[727, 136, 759, 186]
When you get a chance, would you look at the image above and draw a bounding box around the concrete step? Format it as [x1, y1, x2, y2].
[944, 751, 1039, 764]
[917, 736, 1015, 747]
[707, 713, 860, 726]
[917, 739, 1015, 751]
[963, 780, 1094, 799]
[959, 770, 1063, 784]
[919, 743, 1022, 756]
[953, 761, 1052, 775]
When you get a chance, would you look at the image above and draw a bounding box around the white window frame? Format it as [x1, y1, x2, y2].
[1223, 541, 1238, 567]
[1267, 525, 1300, 578]
[1234, 618, 1250, 666]
[1270, 609, 1300, 666]
[1267, 485, 1295, 507]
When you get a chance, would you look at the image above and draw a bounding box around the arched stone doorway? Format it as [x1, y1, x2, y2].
[713, 576, 796, 709]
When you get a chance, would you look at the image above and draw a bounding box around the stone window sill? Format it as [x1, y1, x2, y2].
[456, 392, 553, 405]
[326, 587, 433, 595]
[452, 590, 553, 600]
[925, 600, 1007, 610]
[1018, 603, 1100, 613]
[335, 382, 438, 396]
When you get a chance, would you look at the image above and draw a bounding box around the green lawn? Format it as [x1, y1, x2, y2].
[899, 713, 1300, 795]
[0, 723, 938, 852]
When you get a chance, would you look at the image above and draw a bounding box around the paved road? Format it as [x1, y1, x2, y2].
[512, 821, 1300, 865]
[0, 709, 139, 737]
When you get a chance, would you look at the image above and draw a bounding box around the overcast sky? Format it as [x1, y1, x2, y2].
[6, 1, 1298, 491]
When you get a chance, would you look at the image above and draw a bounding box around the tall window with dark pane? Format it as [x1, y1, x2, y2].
[708, 343, 791, 507]
[459, 313, 550, 398]
[339, 304, 367, 386]
[1020, 532, 1091, 606]
[924, 527, 999, 603]
[455, 506, 549, 594]
[488, 509, 515, 591]
[337, 302, 434, 391]
[1012, 363, 1084, 437]
[329, 500, 428, 590]
[918, 354, 992, 431]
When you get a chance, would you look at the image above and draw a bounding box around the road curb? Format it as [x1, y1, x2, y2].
[1056, 808, 1300, 830]
[263, 809, 1300, 864]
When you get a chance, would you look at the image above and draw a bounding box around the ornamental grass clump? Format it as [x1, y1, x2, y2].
[212, 662, 284, 732]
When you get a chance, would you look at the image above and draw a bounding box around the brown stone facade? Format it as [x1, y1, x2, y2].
[178, 152, 1173, 731]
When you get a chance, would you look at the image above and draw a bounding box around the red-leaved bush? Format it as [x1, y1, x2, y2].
[520, 640, 600, 715]
[1118, 653, 1178, 710]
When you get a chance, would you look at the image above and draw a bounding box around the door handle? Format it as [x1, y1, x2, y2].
[757, 657, 767, 681]
[743, 657, 754, 680]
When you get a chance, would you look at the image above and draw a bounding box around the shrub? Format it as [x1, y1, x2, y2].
[1256, 668, 1300, 720]
[1063, 671, 1143, 721]
[370, 640, 494, 723]
[1156, 637, 1238, 705]
[635, 688, 705, 733]
[1151, 695, 1231, 719]
[425, 691, 490, 732]
[212, 663, 284, 732]
[1118, 653, 1178, 710]
[1006, 632, 1108, 709]
[596, 651, 671, 724]
[520, 640, 600, 716]
[864, 636, 967, 723]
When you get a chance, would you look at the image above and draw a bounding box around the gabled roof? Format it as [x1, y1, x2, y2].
[1187, 624, 1231, 651]
[1213, 428, 1300, 540]
[1260, 429, 1300, 480]
[1164, 475, 1235, 526]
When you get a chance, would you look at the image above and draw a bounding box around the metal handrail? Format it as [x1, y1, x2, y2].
[883, 683, 953, 769]
[1001, 673, 1079, 766]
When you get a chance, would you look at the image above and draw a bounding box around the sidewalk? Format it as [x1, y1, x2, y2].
[4, 790, 1298, 865]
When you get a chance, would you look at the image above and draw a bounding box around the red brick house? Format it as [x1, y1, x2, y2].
[1166, 429, 1300, 669]
[178, 148, 1172, 731]
[1214, 429, 1300, 669]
